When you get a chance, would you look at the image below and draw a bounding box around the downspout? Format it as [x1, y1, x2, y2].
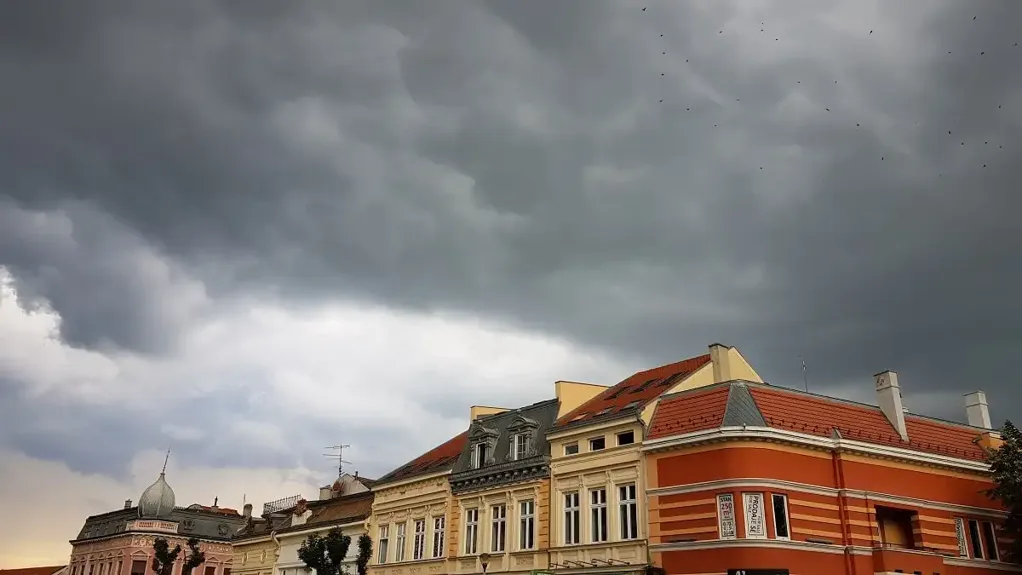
[830, 433, 855, 575]
[271, 530, 282, 575]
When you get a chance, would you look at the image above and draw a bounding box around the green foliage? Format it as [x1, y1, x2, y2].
[355, 534, 372, 575]
[182, 538, 206, 575]
[151, 538, 182, 575]
[299, 527, 351, 575]
[987, 420, 1022, 564]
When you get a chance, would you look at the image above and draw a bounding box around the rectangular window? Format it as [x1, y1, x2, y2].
[619, 484, 638, 539]
[616, 431, 635, 445]
[413, 519, 426, 560]
[982, 521, 999, 561]
[743, 493, 767, 538]
[432, 516, 446, 558]
[716, 493, 736, 539]
[395, 523, 406, 562]
[564, 492, 580, 544]
[589, 436, 606, 451]
[472, 443, 488, 469]
[968, 519, 984, 559]
[564, 442, 579, 455]
[511, 433, 529, 460]
[491, 504, 507, 552]
[519, 500, 535, 550]
[378, 525, 390, 564]
[204, 567, 215, 575]
[464, 508, 479, 555]
[130, 562, 146, 575]
[590, 488, 608, 542]
[771, 494, 790, 539]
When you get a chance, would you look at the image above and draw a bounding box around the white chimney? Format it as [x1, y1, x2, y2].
[243, 503, 253, 518]
[964, 391, 992, 429]
[875, 370, 908, 441]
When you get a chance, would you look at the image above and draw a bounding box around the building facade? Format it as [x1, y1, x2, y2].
[643, 372, 1018, 575]
[446, 398, 564, 575]
[367, 432, 468, 575]
[274, 490, 374, 575]
[68, 471, 245, 575]
[545, 344, 763, 575]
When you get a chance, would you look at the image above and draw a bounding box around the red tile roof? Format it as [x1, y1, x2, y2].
[376, 431, 468, 485]
[646, 381, 990, 462]
[0, 567, 65, 575]
[554, 354, 712, 428]
[647, 384, 731, 439]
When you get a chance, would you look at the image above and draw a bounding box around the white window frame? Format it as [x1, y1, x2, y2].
[519, 500, 535, 550]
[471, 443, 487, 469]
[968, 519, 985, 559]
[771, 494, 790, 540]
[464, 508, 479, 555]
[563, 442, 579, 456]
[412, 519, 426, 560]
[618, 483, 638, 540]
[377, 525, 390, 564]
[616, 430, 635, 446]
[491, 503, 507, 552]
[564, 491, 580, 545]
[395, 523, 406, 562]
[511, 433, 528, 460]
[589, 436, 606, 451]
[590, 487, 608, 542]
[432, 516, 446, 558]
[981, 520, 999, 561]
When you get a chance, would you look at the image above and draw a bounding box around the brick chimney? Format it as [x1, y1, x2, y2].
[875, 370, 908, 441]
[124, 499, 132, 509]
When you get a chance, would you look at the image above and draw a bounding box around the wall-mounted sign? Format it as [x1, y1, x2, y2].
[742, 493, 767, 539]
[717, 494, 736, 539]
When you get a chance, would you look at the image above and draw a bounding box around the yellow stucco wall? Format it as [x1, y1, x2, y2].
[553, 382, 609, 418]
[368, 472, 454, 575]
[231, 537, 277, 575]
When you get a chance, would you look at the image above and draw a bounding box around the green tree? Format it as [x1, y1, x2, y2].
[151, 538, 182, 575]
[181, 538, 206, 575]
[987, 420, 1022, 564]
[298, 527, 351, 575]
[355, 534, 372, 575]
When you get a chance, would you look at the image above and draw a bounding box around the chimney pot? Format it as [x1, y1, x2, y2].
[124, 499, 132, 509]
[243, 503, 253, 518]
[964, 391, 992, 429]
[874, 370, 908, 441]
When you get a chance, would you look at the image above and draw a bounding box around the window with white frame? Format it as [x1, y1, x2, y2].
[471, 443, 488, 469]
[413, 519, 426, 560]
[619, 484, 638, 539]
[564, 442, 579, 455]
[968, 519, 984, 559]
[519, 500, 535, 550]
[564, 492, 580, 544]
[771, 494, 790, 539]
[589, 436, 606, 451]
[395, 523, 406, 561]
[378, 525, 390, 564]
[590, 487, 608, 542]
[491, 504, 507, 552]
[432, 516, 445, 558]
[511, 433, 529, 460]
[981, 521, 999, 561]
[464, 508, 479, 555]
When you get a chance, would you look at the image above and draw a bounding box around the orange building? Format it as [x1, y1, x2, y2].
[643, 371, 1018, 575]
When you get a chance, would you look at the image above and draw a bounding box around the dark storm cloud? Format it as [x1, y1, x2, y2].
[2, 0, 1021, 426]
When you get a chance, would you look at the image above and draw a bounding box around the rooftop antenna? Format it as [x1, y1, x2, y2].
[161, 448, 171, 474]
[323, 444, 351, 478]
[799, 356, 809, 392]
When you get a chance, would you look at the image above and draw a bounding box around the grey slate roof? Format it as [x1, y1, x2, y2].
[720, 381, 767, 427]
[449, 398, 560, 494]
[74, 506, 247, 543]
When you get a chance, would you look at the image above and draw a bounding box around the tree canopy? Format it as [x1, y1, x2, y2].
[298, 527, 351, 575]
[355, 534, 372, 575]
[987, 420, 1022, 563]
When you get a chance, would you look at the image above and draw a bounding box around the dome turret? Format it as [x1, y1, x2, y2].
[138, 472, 176, 518]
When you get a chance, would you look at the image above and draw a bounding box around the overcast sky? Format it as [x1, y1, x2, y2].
[2, 0, 1021, 567]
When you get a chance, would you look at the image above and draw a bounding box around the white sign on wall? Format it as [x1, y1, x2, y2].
[717, 494, 737, 539]
[743, 493, 767, 539]
[954, 517, 968, 557]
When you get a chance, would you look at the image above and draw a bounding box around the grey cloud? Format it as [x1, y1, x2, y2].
[2, 0, 1021, 431]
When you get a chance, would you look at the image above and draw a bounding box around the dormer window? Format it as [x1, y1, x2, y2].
[472, 442, 488, 468]
[511, 433, 529, 460]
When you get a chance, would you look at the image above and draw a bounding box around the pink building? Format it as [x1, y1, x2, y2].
[67, 471, 246, 575]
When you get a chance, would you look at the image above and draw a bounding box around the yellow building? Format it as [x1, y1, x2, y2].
[446, 385, 604, 575]
[232, 501, 291, 575]
[544, 344, 762, 575]
[367, 431, 468, 575]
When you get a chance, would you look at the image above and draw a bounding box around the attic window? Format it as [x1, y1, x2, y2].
[657, 373, 684, 387]
[604, 386, 629, 400]
[620, 401, 640, 412]
[571, 412, 589, 421]
[630, 378, 660, 394]
[596, 407, 612, 416]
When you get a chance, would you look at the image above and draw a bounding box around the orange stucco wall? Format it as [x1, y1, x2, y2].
[647, 440, 1016, 575]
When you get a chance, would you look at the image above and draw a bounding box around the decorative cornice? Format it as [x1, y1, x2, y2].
[450, 459, 550, 493]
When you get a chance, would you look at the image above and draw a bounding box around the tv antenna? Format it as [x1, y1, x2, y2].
[323, 444, 351, 478]
[799, 355, 809, 392]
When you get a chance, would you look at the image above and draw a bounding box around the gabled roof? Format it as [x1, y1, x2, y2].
[275, 492, 374, 535]
[648, 381, 990, 462]
[375, 431, 468, 486]
[553, 354, 712, 430]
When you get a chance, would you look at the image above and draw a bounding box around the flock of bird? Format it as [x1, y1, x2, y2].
[641, 6, 1017, 172]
